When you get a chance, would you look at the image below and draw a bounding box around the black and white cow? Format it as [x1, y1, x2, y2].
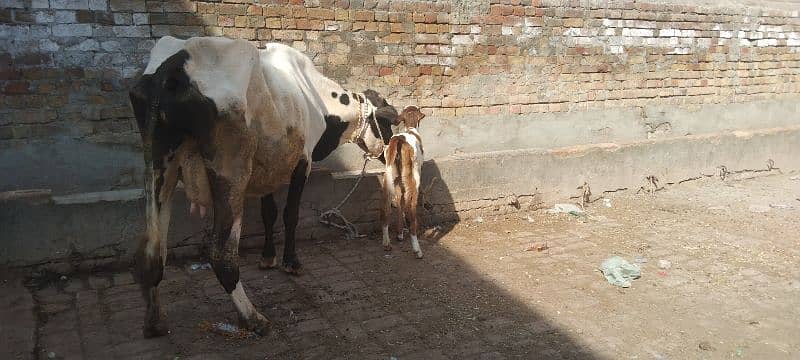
[129, 36, 398, 337]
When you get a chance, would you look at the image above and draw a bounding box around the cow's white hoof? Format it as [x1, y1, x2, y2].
[240, 312, 271, 336]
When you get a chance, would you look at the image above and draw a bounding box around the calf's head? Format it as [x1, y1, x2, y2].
[398, 105, 425, 129]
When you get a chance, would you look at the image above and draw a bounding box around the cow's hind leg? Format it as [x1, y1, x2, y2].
[209, 174, 270, 335]
[259, 194, 279, 269]
[282, 159, 308, 275]
[135, 235, 168, 338]
[134, 160, 179, 338]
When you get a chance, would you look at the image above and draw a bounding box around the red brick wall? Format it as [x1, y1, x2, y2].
[1, 0, 799, 189]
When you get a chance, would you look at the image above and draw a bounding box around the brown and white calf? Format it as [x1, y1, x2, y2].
[381, 106, 426, 258]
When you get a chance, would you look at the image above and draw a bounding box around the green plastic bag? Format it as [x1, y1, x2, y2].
[600, 256, 641, 288]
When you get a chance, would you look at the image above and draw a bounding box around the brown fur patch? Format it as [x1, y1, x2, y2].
[397, 105, 425, 129]
[382, 136, 419, 240]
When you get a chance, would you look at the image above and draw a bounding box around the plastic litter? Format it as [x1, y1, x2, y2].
[734, 347, 744, 357]
[473, 216, 484, 223]
[698, 341, 716, 351]
[526, 215, 535, 223]
[214, 322, 238, 333]
[525, 243, 549, 252]
[634, 256, 648, 264]
[599, 256, 641, 288]
[658, 259, 672, 270]
[48, 352, 56, 359]
[190, 263, 212, 271]
[547, 203, 584, 216]
[199, 320, 253, 338]
[770, 203, 794, 209]
[790, 175, 800, 180]
[603, 198, 612, 208]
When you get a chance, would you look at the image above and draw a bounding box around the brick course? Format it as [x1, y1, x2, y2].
[1, 0, 799, 151]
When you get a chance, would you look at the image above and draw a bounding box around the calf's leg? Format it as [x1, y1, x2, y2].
[380, 174, 392, 251]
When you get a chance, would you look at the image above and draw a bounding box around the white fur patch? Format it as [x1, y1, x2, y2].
[382, 225, 390, 247]
[230, 281, 258, 319]
[230, 217, 242, 242]
[143, 37, 369, 164]
[411, 235, 422, 258]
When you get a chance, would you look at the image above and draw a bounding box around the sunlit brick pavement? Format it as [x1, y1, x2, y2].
[4, 173, 800, 359]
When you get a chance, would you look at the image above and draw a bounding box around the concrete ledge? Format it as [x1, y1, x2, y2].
[2, 125, 799, 268]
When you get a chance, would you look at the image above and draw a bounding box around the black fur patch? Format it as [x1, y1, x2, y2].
[339, 93, 350, 105]
[331, 91, 337, 98]
[312, 115, 348, 161]
[129, 49, 218, 211]
[282, 158, 309, 270]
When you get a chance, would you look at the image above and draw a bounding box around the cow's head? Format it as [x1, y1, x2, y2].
[357, 89, 398, 159]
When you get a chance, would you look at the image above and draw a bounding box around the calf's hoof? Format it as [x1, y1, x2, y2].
[414, 251, 424, 259]
[283, 258, 303, 276]
[240, 312, 271, 336]
[142, 321, 169, 338]
[258, 256, 278, 270]
[383, 244, 392, 251]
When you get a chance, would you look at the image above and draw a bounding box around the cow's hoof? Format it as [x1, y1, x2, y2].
[383, 244, 392, 251]
[414, 251, 424, 259]
[283, 259, 303, 276]
[142, 322, 169, 338]
[258, 256, 278, 270]
[241, 313, 271, 336]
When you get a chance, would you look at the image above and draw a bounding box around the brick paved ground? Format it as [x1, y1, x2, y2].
[3, 173, 800, 359]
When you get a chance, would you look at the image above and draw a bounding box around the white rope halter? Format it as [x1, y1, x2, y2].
[348, 94, 386, 159]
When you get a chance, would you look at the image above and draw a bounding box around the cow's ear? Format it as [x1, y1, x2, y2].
[375, 105, 399, 126]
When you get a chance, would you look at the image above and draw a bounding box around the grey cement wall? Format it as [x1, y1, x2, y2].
[3, 116, 799, 268]
[288, 96, 800, 172]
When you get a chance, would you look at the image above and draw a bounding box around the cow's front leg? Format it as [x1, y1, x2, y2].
[208, 174, 270, 335]
[282, 159, 308, 275]
[259, 194, 279, 269]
